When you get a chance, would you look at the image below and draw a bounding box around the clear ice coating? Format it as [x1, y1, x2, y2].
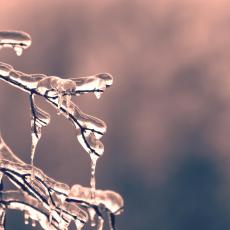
[0, 31, 31, 55]
[30, 94, 51, 180]
[0, 139, 89, 230]
[68, 184, 124, 230]
[0, 30, 124, 230]
[69, 184, 124, 215]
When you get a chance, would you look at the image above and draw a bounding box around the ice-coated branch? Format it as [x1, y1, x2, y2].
[0, 62, 113, 158]
[0, 30, 124, 230]
[0, 135, 88, 229]
[0, 135, 123, 230]
[0, 31, 31, 56]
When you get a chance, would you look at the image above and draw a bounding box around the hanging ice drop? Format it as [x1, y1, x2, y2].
[14, 46, 23, 56]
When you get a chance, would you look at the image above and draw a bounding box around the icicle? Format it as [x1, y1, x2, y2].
[88, 207, 96, 227]
[30, 94, 50, 181]
[30, 133, 40, 181]
[90, 154, 98, 199]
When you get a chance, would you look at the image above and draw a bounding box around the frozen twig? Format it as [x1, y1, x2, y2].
[0, 30, 123, 230]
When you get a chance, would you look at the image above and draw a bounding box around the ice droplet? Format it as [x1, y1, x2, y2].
[14, 46, 23, 56]
[71, 73, 113, 95]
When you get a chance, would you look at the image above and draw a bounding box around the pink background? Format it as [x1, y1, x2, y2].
[1, 1, 230, 229]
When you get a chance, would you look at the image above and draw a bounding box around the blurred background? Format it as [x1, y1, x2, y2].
[1, 0, 230, 229]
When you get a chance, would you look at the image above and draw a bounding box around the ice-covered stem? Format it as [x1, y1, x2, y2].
[0, 62, 112, 158]
[0, 30, 123, 230]
[0, 136, 88, 229]
[0, 136, 123, 230]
